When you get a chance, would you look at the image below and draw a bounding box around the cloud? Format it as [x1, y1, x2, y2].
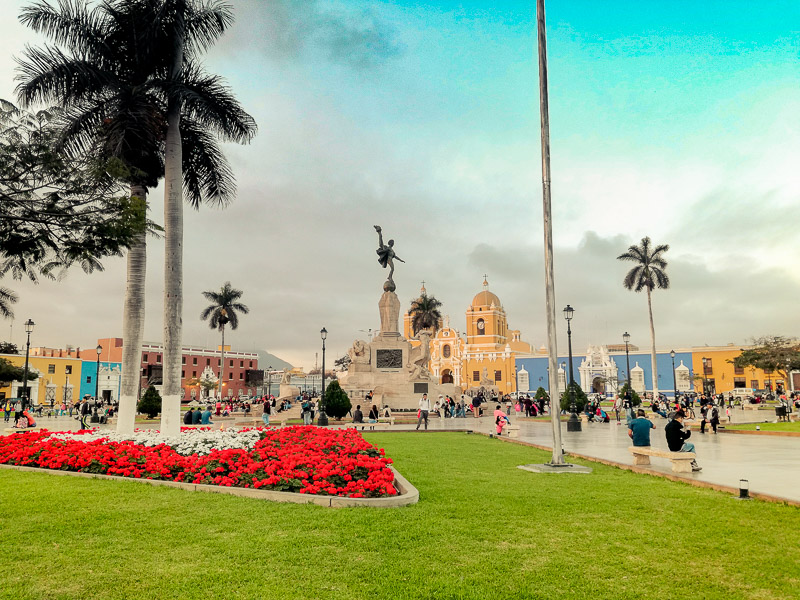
[219, 1, 402, 68]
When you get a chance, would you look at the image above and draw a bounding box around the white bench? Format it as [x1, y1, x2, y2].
[742, 404, 762, 411]
[4, 427, 41, 433]
[505, 424, 521, 438]
[628, 446, 696, 473]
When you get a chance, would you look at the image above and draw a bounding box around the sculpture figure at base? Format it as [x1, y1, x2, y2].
[406, 329, 433, 381]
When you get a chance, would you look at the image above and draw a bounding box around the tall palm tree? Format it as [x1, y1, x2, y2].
[409, 293, 443, 335]
[617, 236, 670, 400]
[0, 287, 18, 319]
[200, 282, 248, 401]
[17, 0, 256, 435]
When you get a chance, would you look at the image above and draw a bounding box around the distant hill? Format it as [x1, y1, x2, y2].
[257, 350, 293, 371]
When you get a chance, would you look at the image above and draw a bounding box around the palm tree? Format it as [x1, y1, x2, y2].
[0, 287, 18, 319]
[200, 282, 249, 401]
[617, 236, 670, 400]
[409, 292, 443, 335]
[17, 0, 256, 435]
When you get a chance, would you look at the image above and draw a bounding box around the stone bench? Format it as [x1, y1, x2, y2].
[4, 427, 41, 433]
[342, 422, 391, 431]
[627, 446, 696, 473]
[505, 424, 521, 438]
[742, 404, 763, 410]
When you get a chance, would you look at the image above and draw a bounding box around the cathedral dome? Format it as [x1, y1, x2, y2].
[471, 277, 500, 308]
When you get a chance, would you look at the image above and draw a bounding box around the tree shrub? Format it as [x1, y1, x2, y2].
[137, 385, 162, 419]
[323, 380, 351, 420]
[619, 382, 642, 406]
[559, 382, 587, 413]
[534, 386, 549, 401]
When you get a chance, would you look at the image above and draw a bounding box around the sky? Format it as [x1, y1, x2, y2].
[1, 0, 799, 369]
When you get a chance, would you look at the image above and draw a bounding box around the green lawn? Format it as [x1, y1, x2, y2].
[725, 421, 800, 432]
[1, 432, 798, 599]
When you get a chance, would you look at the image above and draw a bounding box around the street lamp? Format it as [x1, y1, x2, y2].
[670, 350, 678, 403]
[92, 345, 102, 421]
[317, 327, 329, 426]
[21, 319, 35, 410]
[623, 332, 632, 391]
[563, 305, 581, 432]
[701, 357, 709, 396]
[266, 365, 273, 400]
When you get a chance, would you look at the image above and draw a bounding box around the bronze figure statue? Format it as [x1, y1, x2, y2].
[375, 225, 404, 291]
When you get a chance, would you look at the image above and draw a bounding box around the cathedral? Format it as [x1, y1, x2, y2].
[403, 278, 532, 395]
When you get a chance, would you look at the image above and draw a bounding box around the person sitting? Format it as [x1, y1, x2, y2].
[368, 404, 379, 423]
[665, 409, 701, 471]
[201, 407, 214, 425]
[353, 405, 364, 423]
[628, 409, 655, 446]
[183, 408, 195, 425]
[192, 407, 202, 425]
[494, 404, 510, 435]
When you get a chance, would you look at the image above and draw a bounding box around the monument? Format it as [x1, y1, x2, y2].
[339, 226, 457, 409]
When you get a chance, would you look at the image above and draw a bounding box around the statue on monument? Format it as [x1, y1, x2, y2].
[406, 329, 433, 381]
[348, 339, 371, 365]
[375, 225, 404, 292]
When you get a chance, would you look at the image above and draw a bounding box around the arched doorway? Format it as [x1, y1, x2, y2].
[441, 369, 454, 384]
[592, 376, 605, 395]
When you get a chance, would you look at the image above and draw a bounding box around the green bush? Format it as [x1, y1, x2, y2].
[619, 382, 642, 407]
[137, 385, 162, 419]
[559, 382, 587, 413]
[323, 380, 351, 420]
[534, 386, 549, 401]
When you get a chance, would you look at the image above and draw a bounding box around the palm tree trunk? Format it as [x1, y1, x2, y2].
[647, 287, 659, 400]
[219, 325, 225, 400]
[160, 6, 186, 437]
[160, 97, 183, 437]
[117, 185, 147, 435]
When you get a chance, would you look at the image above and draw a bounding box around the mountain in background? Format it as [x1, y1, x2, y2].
[257, 350, 293, 371]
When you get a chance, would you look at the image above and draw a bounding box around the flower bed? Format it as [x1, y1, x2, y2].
[0, 426, 397, 498]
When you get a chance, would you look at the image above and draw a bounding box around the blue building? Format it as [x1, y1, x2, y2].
[80, 360, 122, 402]
[515, 345, 694, 398]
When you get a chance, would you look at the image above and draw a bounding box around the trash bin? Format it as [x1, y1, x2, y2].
[775, 406, 786, 418]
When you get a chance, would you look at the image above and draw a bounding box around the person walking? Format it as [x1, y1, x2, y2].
[699, 404, 708, 434]
[472, 394, 481, 419]
[628, 409, 656, 447]
[665, 410, 701, 471]
[79, 397, 91, 430]
[301, 397, 312, 425]
[261, 400, 271, 426]
[709, 404, 720, 434]
[416, 393, 431, 430]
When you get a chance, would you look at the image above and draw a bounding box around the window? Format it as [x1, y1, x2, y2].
[156, 355, 162, 363]
[240, 360, 244, 368]
[193, 357, 198, 365]
[733, 377, 746, 388]
[734, 365, 744, 375]
[206, 358, 210, 365]
[182, 357, 186, 365]
[218, 359, 221, 367]
[142, 353, 148, 362]
[702, 358, 712, 374]
[48, 364, 55, 374]
[228, 373, 233, 380]
[239, 373, 244, 380]
[751, 379, 759, 389]
[443, 345, 451, 358]
[473, 371, 480, 382]
[192, 371, 197, 377]
[181, 370, 185, 378]
[476, 318, 485, 333]
[229, 359, 233, 367]
[142, 368, 147, 376]
[65, 365, 72, 374]
[86, 376, 92, 383]
[495, 370, 502, 382]
[249, 361, 253, 368]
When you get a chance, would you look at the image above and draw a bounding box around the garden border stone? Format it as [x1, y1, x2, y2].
[0, 464, 418, 508]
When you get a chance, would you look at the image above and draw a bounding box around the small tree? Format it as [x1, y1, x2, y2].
[0, 342, 20, 354]
[323, 380, 351, 420]
[619, 382, 642, 406]
[137, 385, 162, 419]
[733, 336, 800, 391]
[0, 357, 38, 387]
[559, 381, 588, 413]
[534, 386, 549, 401]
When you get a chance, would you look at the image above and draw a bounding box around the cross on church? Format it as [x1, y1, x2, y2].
[483, 274, 488, 285]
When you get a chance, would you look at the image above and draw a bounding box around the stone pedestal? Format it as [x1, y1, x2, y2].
[378, 291, 401, 338]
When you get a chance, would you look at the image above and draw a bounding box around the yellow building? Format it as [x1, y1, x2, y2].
[0, 354, 84, 405]
[691, 345, 790, 395]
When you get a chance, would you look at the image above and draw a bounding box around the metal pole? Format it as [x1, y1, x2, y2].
[21, 329, 32, 410]
[317, 333, 328, 426]
[671, 352, 678, 401]
[536, 0, 564, 465]
[566, 318, 581, 432]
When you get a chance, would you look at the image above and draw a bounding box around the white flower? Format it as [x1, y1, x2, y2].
[45, 428, 264, 456]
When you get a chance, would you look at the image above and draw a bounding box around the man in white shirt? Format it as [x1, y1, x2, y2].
[417, 393, 431, 430]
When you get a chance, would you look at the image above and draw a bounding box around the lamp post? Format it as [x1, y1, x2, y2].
[564, 305, 581, 432]
[317, 327, 329, 426]
[670, 350, 678, 403]
[623, 332, 632, 391]
[92, 345, 102, 421]
[266, 365, 272, 400]
[21, 319, 35, 410]
[701, 357, 709, 396]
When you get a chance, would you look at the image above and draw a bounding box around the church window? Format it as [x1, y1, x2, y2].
[494, 370, 502, 382]
[473, 371, 480, 382]
[443, 345, 451, 358]
[476, 318, 485, 332]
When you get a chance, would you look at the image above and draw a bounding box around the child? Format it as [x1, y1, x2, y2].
[494, 404, 510, 435]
